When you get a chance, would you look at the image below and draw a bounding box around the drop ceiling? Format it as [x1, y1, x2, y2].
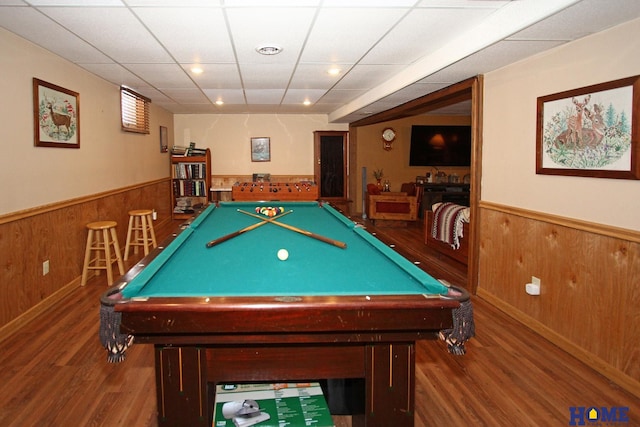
[1, 0, 639, 123]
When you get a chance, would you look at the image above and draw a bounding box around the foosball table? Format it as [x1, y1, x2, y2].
[232, 182, 318, 201]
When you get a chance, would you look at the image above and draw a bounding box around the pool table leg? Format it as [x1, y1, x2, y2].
[152, 343, 416, 427]
[359, 343, 415, 427]
[154, 346, 208, 426]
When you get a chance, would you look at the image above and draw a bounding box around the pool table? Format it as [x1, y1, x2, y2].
[100, 201, 469, 427]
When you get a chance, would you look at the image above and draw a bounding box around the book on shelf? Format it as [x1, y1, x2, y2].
[173, 163, 207, 180]
[173, 180, 206, 197]
[189, 148, 208, 156]
[171, 142, 207, 156]
[170, 145, 188, 155]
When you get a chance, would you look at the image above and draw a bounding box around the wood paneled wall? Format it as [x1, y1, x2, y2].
[477, 201, 640, 397]
[0, 179, 172, 338]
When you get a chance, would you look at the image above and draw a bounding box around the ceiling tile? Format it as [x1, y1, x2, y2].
[418, 39, 567, 84]
[361, 7, 497, 65]
[79, 63, 149, 87]
[0, 7, 113, 63]
[282, 89, 327, 104]
[1, 0, 639, 120]
[225, 7, 316, 63]
[316, 89, 367, 104]
[125, 63, 195, 88]
[202, 89, 246, 105]
[301, 7, 407, 63]
[416, 0, 511, 7]
[224, 0, 319, 6]
[181, 63, 243, 89]
[323, 0, 416, 6]
[289, 63, 354, 89]
[27, 0, 123, 5]
[509, 0, 640, 41]
[125, 0, 222, 5]
[132, 7, 235, 63]
[160, 88, 210, 104]
[240, 63, 295, 89]
[333, 64, 406, 90]
[244, 89, 286, 104]
[38, 6, 173, 63]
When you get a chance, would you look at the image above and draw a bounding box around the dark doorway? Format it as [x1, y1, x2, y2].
[314, 131, 348, 199]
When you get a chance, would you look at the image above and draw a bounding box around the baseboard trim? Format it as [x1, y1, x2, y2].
[0, 277, 79, 345]
[476, 288, 640, 399]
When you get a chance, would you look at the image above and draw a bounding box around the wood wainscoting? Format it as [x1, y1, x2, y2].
[0, 179, 172, 341]
[477, 201, 640, 398]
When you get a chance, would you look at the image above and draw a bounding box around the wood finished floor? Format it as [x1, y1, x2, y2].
[0, 216, 638, 426]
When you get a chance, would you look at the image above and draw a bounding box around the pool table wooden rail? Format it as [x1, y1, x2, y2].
[116, 295, 458, 339]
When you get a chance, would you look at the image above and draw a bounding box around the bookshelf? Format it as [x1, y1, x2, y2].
[170, 148, 211, 219]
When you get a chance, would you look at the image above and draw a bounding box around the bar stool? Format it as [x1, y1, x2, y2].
[123, 209, 157, 260]
[81, 221, 125, 286]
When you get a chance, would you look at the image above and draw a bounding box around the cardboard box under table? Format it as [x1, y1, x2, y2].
[213, 382, 334, 427]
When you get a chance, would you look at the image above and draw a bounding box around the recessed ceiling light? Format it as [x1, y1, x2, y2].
[215, 100, 224, 106]
[303, 100, 311, 106]
[328, 68, 341, 76]
[256, 45, 283, 55]
[191, 66, 203, 74]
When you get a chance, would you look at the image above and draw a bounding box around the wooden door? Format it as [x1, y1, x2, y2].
[314, 131, 348, 202]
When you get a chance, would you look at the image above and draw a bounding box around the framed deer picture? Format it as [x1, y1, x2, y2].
[33, 78, 80, 148]
[536, 75, 639, 179]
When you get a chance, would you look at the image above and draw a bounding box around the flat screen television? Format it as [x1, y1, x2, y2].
[409, 125, 471, 166]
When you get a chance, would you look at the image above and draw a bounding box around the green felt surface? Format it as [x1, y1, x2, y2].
[122, 201, 448, 298]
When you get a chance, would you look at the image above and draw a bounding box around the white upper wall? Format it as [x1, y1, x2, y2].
[0, 28, 172, 216]
[482, 18, 640, 230]
[173, 114, 347, 176]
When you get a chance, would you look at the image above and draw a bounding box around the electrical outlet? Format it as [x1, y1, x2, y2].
[43, 260, 50, 276]
[532, 276, 540, 287]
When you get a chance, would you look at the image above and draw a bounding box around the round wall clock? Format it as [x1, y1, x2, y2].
[382, 127, 396, 142]
[382, 127, 396, 150]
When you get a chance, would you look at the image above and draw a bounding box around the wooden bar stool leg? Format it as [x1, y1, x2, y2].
[133, 215, 141, 256]
[81, 229, 94, 286]
[110, 227, 125, 275]
[147, 213, 157, 248]
[102, 228, 113, 286]
[141, 214, 150, 256]
[94, 231, 103, 277]
[124, 214, 135, 261]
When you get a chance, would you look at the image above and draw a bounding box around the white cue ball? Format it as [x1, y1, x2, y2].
[277, 249, 289, 261]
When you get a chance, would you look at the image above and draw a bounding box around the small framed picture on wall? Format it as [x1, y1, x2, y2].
[159, 126, 168, 153]
[251, 137, 270, 162]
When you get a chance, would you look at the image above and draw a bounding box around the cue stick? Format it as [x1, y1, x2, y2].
[205, 210, 292, 248]
[237, 209, 347, 249]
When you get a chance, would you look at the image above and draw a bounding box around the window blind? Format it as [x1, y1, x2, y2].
[121, 87, 150, 134]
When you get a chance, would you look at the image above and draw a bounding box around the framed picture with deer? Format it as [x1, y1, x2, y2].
[33, 78, 80, 148]
[536, 75, 639, 179]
